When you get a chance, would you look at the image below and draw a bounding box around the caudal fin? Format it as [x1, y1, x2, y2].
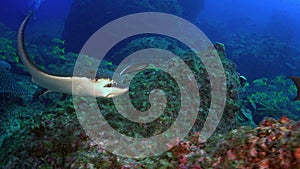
[289, 76, 300, 101]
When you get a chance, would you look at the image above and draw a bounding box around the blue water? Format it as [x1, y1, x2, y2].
[2, 0, 298, 81]
[196, 0, 300, 81]
[0, 0, 72, 29]
[199, 0, 300, 44]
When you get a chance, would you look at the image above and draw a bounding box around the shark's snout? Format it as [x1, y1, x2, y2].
[105, 85, 129, 98]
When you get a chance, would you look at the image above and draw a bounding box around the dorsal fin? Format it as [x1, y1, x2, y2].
[289, 76, 300, 101]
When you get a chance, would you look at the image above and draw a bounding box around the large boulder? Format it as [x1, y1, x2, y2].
[62, 0, 204, 53]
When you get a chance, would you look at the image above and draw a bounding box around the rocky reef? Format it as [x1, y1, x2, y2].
[1, 21, 299, 168]
[195, 117, 300, 169]
[1, 99, 299, 168]
[0, 36, 244, 168]
[240, 76, 300, 125]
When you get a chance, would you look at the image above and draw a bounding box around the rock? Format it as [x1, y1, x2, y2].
[62, 0, 204, 53]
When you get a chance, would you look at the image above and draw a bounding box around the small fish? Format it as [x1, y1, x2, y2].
[252, 78, 267, 86]
[286, 62, 296, 70]
[119, 63, 148, 76]
[52, 38, 65, 45]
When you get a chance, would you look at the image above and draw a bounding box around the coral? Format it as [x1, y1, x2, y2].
[2, 103, 299, 169]
[0, 37, 245, 168]
[0, 37, 19, 64]
[110, 36, 241, 135]
[205, 117, 300, 169]
[0, 68, 30, 96]
[5, 19, 294, 168]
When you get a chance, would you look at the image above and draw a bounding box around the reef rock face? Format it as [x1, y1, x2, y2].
[62, 0, 204, 52]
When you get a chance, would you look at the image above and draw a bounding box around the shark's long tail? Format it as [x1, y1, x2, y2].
[289, 76, 300, 101]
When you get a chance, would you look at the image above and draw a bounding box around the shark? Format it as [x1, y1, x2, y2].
[289, 76, 300, 101]
[17, 12, 129, 98]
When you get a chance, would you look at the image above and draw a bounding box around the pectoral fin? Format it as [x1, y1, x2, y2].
[289, 76, 300, 101]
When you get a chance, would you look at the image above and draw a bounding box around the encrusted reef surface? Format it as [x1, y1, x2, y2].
[0, 36, 244, 168]
[62, 0, 204, 53]
[1, 100, 300, 168]
[1, 22, 299, 167]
